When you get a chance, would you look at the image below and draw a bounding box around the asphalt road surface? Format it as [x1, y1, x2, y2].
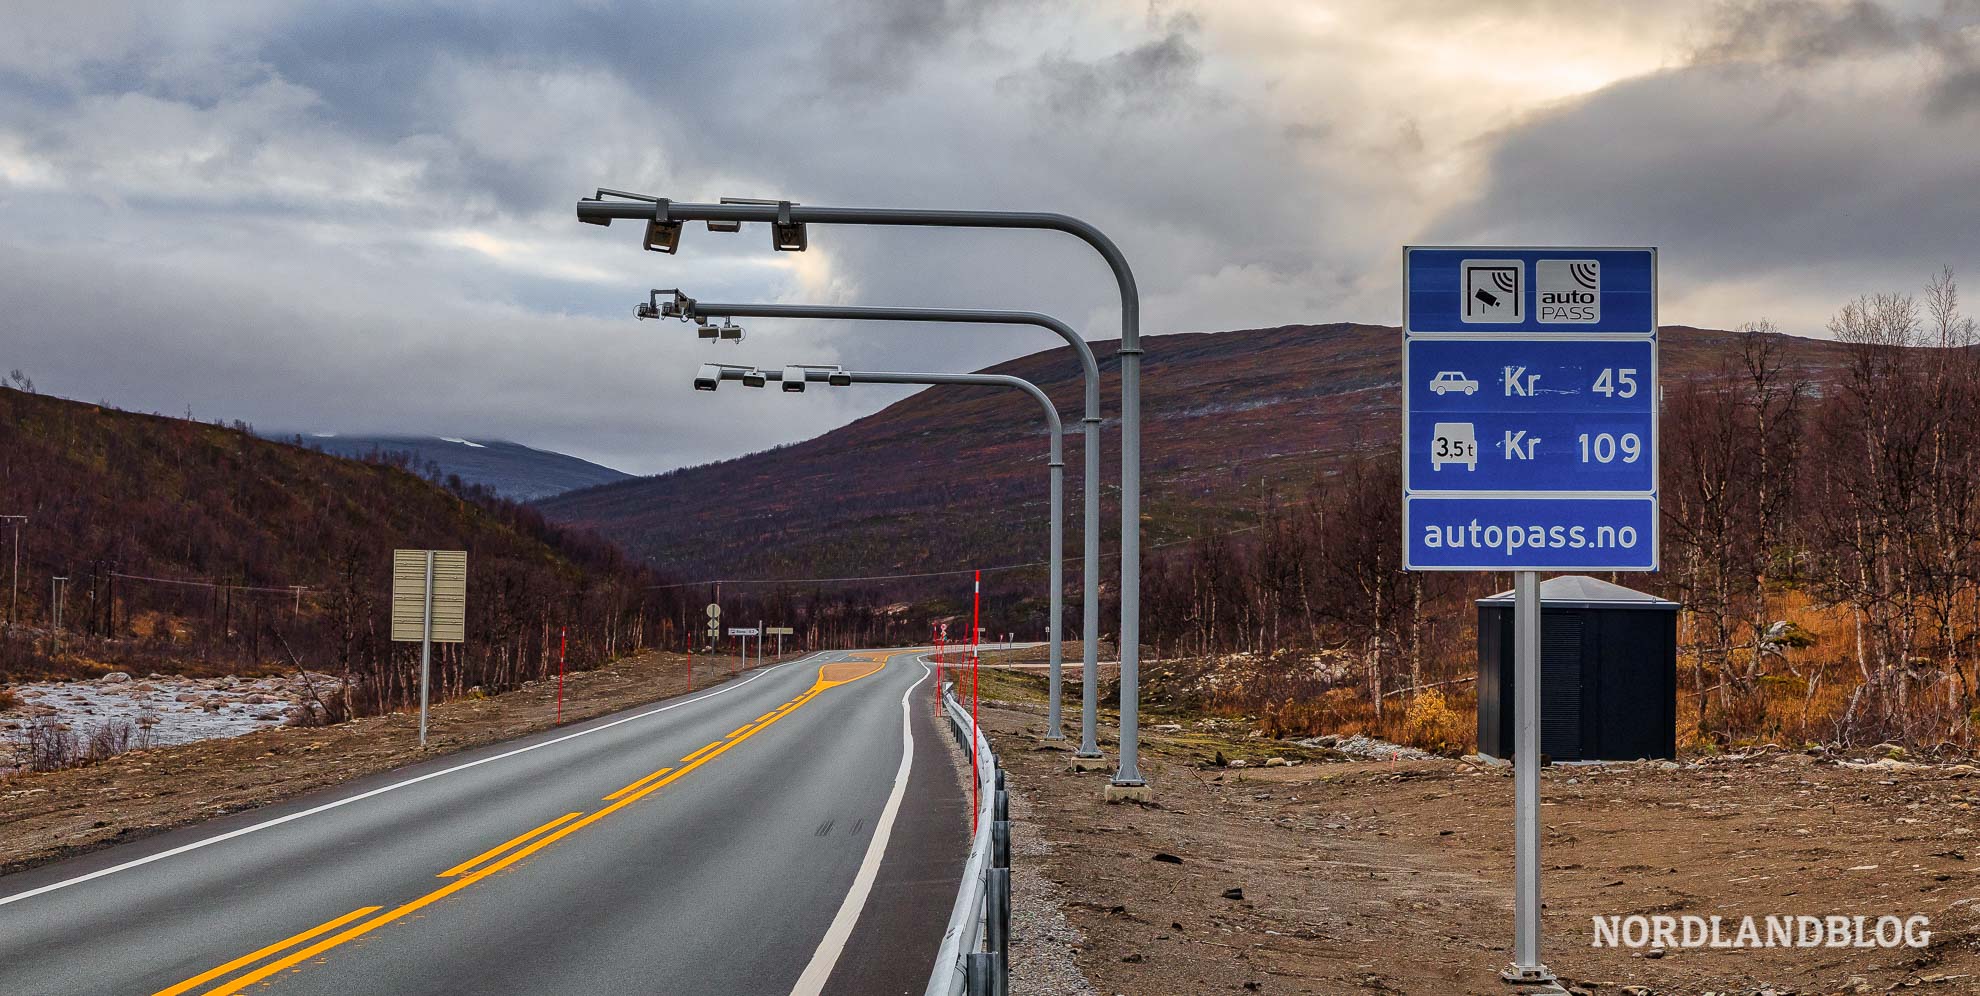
[0, 649, 968, 995]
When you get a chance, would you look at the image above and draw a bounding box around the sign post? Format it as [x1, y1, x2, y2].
[767, 626, 794, 658]
[1403, 247, 1657, 988]
[727, 626, 760, 674]
[392, 549, 467, 749]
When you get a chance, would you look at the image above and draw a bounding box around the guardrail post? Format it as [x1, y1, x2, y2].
[993, 786, 1009, 824]
[992, 819, 1011, 870]
[964, 952, 994, 996]
[985, 867, 1011, 996]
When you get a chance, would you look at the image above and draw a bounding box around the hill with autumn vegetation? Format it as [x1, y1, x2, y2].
[0, 386, 698, 712]
[537, 322, 1853, 599]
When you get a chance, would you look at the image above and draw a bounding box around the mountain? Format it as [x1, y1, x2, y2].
[0, 387, 667, 696]
[289, 435, 630, 501]
[536, 323, 1854, 595]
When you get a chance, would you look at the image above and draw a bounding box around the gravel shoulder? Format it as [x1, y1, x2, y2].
[0, 650, 770, 875]
[977, 666, 1980, 996]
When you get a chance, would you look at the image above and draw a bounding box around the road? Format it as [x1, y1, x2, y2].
[0, 649, 967, 995]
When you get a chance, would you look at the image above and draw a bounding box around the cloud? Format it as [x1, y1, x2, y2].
[1430, 0, 1980, 331]
[2, 0, 1975, 475]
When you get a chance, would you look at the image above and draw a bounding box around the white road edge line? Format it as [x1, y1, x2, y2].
[0, 652, 830, 909]
[787, 653, 933, 996]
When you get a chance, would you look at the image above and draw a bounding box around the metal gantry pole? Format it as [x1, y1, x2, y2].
[680, 300, 1101, 744]
[3, 515, 23, 628]
[418, 550, 435, 750]
[1502, 570, 1554, 984]
[736, 366, 1067, 742]
[579, 196, 1143, 787]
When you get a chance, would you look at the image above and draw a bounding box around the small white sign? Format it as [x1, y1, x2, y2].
[1536, 259, 1600, 323]
[706, 603, 722, 619]
[1430, 422, 1479, 471]
[727, 627, 760, 637]
[1461, 259, 1523, 323]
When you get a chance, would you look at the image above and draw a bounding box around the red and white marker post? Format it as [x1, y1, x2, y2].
[970, 570, 982, 832]
[556, 626, 567, 725]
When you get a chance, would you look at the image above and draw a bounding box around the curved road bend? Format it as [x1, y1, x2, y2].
[0, 648, 967, 995]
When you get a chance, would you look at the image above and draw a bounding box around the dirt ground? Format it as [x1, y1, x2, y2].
[978, 668, 1980, 996]
[0, 650, 778, 874]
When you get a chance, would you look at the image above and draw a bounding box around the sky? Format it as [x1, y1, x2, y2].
[3, 0, 1979, 474]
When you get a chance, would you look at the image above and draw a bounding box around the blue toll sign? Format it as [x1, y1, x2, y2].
[1402, 247, 1658, 572]
[1405, 248, 1656, 334]
[1405, 339, 1656, 493]
[1405, 496, 1657, 571]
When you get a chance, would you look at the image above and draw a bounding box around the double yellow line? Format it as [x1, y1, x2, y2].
[155, 661, 884, 996]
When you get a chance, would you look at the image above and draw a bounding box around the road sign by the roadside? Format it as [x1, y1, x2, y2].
[727, 627, 760, 637]
[1402, 246, 1658, 573]
[706, 603, 721, 618]
[766, 626, 794, 636]
[1406, 339, 1655, 493]
[1405, 495, 1657, 571]
[391, 550, 467, 642]
[1405, 248, 1654, 334]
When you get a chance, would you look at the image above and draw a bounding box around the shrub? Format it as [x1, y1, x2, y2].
[1401, 690, 1466, 755]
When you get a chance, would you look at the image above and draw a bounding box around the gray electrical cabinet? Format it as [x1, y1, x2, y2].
[1476, 575, 1679, 762]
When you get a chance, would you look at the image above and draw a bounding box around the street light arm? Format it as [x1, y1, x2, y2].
[720, 366, 1063, 464]
[577, 198, 1137, 353]
[587, 188, 1148, 787]
[686, 302, 1101, 423]
[837, 371, 1062, 464]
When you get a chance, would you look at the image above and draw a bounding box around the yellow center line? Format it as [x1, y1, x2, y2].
[602, 767, 675, 802]
[436, 812, 583, 877]
[680, 739, 725, 765]
[165, 662, 887, 996]
[724, 722, 757, 740]
[754, 711, 777, 723]
[151, 905, 381, 996]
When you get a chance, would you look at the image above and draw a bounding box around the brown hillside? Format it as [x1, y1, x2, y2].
[536, 324, 1853, 601]
[0, 386, 675, 705]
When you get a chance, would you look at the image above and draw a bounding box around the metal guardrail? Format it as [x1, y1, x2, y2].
[925, 673, 1013, 996]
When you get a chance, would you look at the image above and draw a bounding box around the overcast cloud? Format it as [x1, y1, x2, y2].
[3, 0, 1978, 473]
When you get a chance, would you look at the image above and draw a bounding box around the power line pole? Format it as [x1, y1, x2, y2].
[1, 515, 23, 628]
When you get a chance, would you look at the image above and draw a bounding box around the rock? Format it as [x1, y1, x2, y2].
[1643, 948, 1665, 959]
[1221, 887, 1245, 901]
[244, 694, 268, 705]
[1152, 853, 1184, 864]
[174, 693, 198, 703]
[1154, 723, 1182, 733]
[1120, 953, 1143, 963]
[1264, 757, 1288, 768]
[100, 672, 132, 684]
[1228, 759, 1249, 768]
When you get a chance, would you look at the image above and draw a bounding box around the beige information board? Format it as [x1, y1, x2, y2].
[391, 549, 467, 643]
